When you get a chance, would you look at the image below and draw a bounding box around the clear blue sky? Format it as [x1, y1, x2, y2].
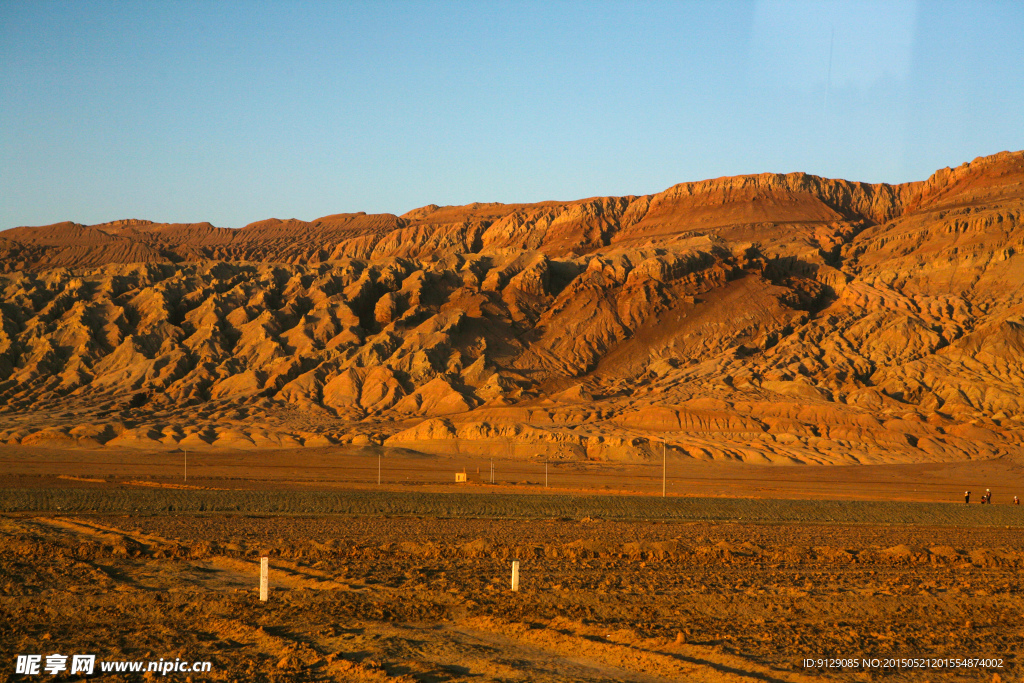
[2, 1, 1022, 229]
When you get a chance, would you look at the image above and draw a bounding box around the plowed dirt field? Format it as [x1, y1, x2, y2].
[2, 489, 1022, 682]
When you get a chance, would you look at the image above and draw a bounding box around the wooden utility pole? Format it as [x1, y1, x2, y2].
[662, 440, 666, 498]
[184, 446, 187, 483]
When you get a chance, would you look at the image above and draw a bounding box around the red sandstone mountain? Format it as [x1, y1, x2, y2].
[2, 151, 1023, 463]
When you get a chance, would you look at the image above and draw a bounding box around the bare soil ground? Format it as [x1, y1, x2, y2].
[3, 444, 1024, 503]
[1, 501, 1023, 681]
[2, 448, 1023, 682]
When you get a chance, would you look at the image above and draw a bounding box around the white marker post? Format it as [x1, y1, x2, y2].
[259, 557, 269, 602]
[511, 560, 520, 592]
[184, 446, 187, 484]
[545, 460, 548, 489]
[378, 452, 381, 486]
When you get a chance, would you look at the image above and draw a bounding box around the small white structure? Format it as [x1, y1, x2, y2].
[455, 471, 467, 483]
[259, 557, 269, 601]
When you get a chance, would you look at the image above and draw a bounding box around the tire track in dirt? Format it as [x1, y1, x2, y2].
[450, 616, 818, 683]
[23, 517, 352, 594]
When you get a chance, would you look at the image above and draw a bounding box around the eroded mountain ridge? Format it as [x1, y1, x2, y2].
[2, 151, 1023, 464]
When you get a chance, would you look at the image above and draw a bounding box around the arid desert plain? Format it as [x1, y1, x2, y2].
[4, 152, 1024, 681]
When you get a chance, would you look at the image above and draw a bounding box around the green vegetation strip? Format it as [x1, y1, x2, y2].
[1, 488, 1022, 527]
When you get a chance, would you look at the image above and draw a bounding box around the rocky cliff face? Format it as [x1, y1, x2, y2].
[2, 151, 1023, 463]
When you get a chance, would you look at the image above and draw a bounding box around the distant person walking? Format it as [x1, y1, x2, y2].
[965, 491, 970, 504]
[1015, 496, 1019, 506]
[987, 489, 992, 504]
